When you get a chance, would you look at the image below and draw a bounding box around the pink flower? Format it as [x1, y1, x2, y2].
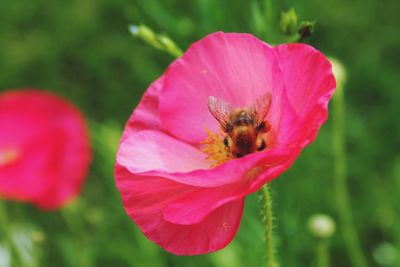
[115, 32, 335, 255]
[0, 90, 91, 210]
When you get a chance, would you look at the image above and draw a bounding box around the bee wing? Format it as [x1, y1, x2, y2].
[253, 92, 272, 125]
[207, 96, 232, 132]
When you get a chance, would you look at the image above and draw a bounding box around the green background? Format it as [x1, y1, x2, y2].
[0, 0, 399, 266]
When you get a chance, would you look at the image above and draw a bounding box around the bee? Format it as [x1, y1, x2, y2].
[208, 93, 272, 158]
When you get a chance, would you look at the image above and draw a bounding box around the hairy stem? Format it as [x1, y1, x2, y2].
[261, 184, 279, 267]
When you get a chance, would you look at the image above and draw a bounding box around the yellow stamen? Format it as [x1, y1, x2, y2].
[200, 129, 232, 167]
[0, 149, 19, 167]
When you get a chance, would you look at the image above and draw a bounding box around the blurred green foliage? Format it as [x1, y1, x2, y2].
[0, 0, 399, 266]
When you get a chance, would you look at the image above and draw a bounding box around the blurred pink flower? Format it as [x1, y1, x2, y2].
[0, 90, 91, 210]
[115, 32, 336, 255]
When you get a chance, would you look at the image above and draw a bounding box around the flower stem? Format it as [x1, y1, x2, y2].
[316, 240, 330, 267]
[332, 80, 370, 267]
[261, 184, 278, 267]
[0, 201, 23, 266]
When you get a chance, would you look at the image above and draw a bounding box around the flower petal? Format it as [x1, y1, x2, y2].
[116, 130, 210, 174]
[116, 129, 295, 187]
[115, 165, 244, 255]
[274, 44, 336, 147]
[159, 32, 286, 144]
[0, 130, 59, 201]
[0, 90, 91, 209]
[32, 111, 91, 209]
[121, 76, 165, 142]
[163, 183, 246, 225]
[163, 148, 300, 225]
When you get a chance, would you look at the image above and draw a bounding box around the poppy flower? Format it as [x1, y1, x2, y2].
[0, 90, 91, 210]
[115, 32, 335, 255]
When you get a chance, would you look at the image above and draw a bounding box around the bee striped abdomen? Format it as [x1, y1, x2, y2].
[233, 127, 256, 157]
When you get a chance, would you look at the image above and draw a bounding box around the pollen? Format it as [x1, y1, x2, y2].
[0, 149, 19, 167]
[200, 129, 232, 167]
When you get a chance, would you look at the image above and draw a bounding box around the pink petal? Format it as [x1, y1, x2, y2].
[116, 130, 210, 174]
[33, 108, 91, 209]
[115, 165, 244, 255]
[249, 149, 301, 191]
[274, 44, 336, 147]
[163, 148, 300, 225]
[0, 90, 91, 209]
[116, 129, 295, 187]
[159, 32, 286, 144]
[121, 76, 165, 142]
[163, 182, 247, 225]
[0, 131, 59, 200]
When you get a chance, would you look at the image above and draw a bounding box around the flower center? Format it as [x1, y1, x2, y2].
[200, 129, 233, 167]
[0, 149, 19, 167]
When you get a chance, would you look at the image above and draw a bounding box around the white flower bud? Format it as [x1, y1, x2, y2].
[308, 214, 336, 239]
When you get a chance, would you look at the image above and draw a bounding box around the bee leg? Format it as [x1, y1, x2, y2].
[256, 121, 271, 133]
[256, 121, 265, 133]
[223, 136, 229, 147]
[256, 138, 266, 151]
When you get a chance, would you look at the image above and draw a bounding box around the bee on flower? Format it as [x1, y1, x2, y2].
[115, 32, 336, 255]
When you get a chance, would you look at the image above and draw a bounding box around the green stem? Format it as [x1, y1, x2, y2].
[0, 202, 23, 267]
[261, 184, 278, 267]
[332, 82, 370, 267]
[316, 240, 330, 267]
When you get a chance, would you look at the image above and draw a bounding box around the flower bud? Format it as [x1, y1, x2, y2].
[128, 24, 182, 58]
[280, 8, 298, 36]
[308, 214, 336, 239]
[158, 35, 183, 57]
[373, 242, 397, 266]
[298, 21, 314, 39]
[129, 24, 160, 48]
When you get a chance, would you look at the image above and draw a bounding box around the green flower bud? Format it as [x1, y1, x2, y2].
[128, 24, 183, 58]
[129, 24, 160, 49]
[280, 8, 298, 36]
[373, 242, 397, 266]
[159, 35, 183, 57]
[298, 21, 314, 39]
[308, 214, 336, 239]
